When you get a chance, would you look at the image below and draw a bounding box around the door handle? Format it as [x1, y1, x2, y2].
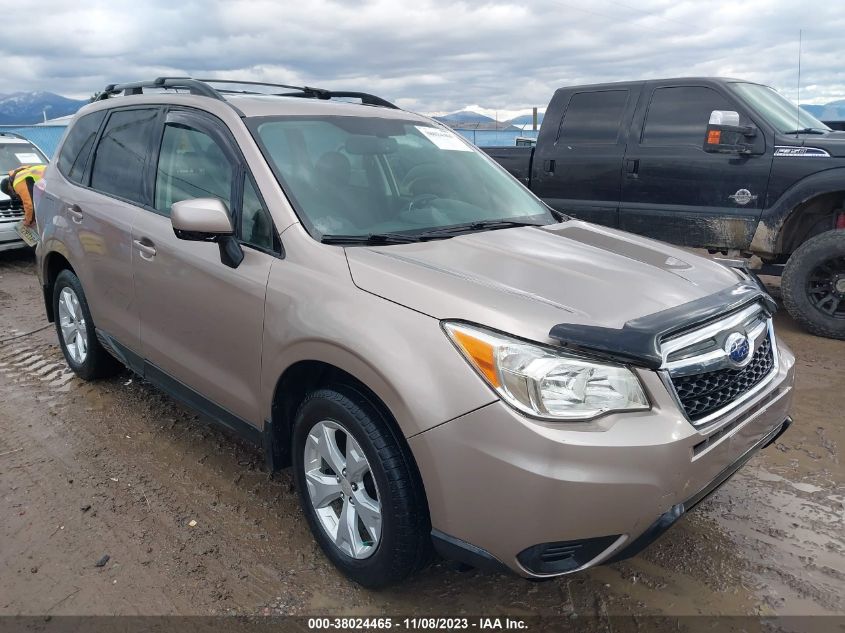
[624, 159, 640, 178]
[67, 204, 83, 224]
[133, 238, 157, 260]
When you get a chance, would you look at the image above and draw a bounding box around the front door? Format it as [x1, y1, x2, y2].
[620, 83, 772, 249]
[531, 87, 639, 228]
[132, 109, 277, 426]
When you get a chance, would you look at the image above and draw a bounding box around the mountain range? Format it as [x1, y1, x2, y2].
[799, 100, 845, 121]
[0, 92, 88, 125]
[433, 109, 545, 131]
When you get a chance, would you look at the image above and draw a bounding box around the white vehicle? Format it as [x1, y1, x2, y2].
[0, 132, 49, 252]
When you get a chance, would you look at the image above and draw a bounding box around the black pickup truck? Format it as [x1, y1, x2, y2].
[484, 77, 845, 339]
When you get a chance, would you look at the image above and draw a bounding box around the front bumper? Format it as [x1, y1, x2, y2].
[0, 222, 25, 252]
[409, 338, 796, 578]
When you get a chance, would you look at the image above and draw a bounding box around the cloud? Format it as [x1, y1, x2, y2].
[4, 0, 843, 112]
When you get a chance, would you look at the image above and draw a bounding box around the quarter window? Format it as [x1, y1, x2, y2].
[241, 175, 274, 251]
[154, 123, 233, 216]
[90, 108, 158, 204]
[642, 86, 733, 146]
[558, 90, 629, 144]
[57, 110, 106, 184]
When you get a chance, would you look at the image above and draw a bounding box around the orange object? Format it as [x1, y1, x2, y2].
[451, 329, 500, 387]
[707, 130, 721, 145]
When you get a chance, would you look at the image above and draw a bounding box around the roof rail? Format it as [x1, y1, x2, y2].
[95, 77, 399, 110]
[95, 77, 226, 101]
[196, 79, 398, 109]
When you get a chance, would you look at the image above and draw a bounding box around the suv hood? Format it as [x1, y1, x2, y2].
[345, 221, 743, 346]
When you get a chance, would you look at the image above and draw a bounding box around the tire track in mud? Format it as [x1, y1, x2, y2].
[0, 331, 80, 399]
[0, 352, 306, 614]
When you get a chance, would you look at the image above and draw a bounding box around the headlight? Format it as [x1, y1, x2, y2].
[444, 322, 649, 420]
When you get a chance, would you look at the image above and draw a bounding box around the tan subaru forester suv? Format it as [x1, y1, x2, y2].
[35, 78, 795, 588]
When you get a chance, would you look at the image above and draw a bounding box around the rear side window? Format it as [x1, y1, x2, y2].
[558, 90, 629, 144]
[56, 110, 106, 184]
[642, 86, 732, 146]
[90, 108, 158, 204]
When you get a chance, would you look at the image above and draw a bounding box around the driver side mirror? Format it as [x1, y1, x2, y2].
[171, 197, 244, 269]
[703, 110, 758, 155]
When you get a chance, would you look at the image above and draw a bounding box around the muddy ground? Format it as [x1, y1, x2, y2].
[0, 248, 842, 619]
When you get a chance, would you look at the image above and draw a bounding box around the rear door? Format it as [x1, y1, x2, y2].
[620, 83, 770, 248]
[132, 108, 277, 426]
[51, 107, 160, 354]
[531, 86, 640, 227]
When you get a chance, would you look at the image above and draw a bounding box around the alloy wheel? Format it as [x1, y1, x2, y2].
[807, 255, 845, 320]
[57, 287, 88, 364]
[303, 420, 382, 559]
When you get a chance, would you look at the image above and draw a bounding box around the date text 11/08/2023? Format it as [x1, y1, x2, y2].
[307, 617, 529, 630]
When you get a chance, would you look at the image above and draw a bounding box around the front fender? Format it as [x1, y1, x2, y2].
[751, 166, 845, 255]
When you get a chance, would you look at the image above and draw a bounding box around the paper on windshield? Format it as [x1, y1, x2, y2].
[15, 153, 42, 164]
[415, 126, 472, 152]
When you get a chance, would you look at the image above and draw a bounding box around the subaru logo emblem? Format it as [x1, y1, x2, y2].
[724, 332, 751, 367]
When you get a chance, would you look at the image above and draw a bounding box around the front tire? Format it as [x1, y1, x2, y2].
[53, 270, 121, 380]
[292, 386, 431, 588]
[782, 229, 845, 339]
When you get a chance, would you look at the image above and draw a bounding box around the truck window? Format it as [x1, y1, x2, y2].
[642, 86, 732, 146]
[557, 90, 629, 145]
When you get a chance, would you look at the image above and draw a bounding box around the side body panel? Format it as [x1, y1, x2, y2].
[619, 80, 773, 249]
[529, 84, 642, 228]
[37, 106, 150, 354]
[259, 224, 497, 437]
[132, 209, 273, 425]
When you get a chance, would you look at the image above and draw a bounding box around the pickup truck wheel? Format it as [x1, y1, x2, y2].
[53, 270, 121, 380]
[291, 386, 431, 588]
[782, 229, 845, 339]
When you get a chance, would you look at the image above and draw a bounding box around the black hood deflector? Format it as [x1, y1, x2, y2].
[549, 283, 777, 369]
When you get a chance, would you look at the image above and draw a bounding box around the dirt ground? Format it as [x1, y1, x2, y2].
[0, 248, 842, 619]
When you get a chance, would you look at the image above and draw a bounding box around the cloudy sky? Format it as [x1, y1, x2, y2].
[5, 0, 843, 115]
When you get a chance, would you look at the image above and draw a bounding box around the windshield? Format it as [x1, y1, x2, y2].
[0, 141, 47, 174]
[730, 82, 831, 134]
[251, 116, 554, 239]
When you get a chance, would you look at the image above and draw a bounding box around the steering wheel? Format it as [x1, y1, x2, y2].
[407, 193, 439, 214]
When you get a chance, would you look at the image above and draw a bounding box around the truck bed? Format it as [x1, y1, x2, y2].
[482, 146, 533, 187]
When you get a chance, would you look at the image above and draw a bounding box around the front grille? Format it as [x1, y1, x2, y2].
[671, 335, 774, 421]
[0, 198, 24, 220]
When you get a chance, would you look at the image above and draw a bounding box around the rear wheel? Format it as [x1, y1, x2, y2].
[291, 386, 431, 588]
[53, 270, 121, 379]
[782, 229, 845, 339]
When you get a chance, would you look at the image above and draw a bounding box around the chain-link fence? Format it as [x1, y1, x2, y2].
[0, 125, 67, 158]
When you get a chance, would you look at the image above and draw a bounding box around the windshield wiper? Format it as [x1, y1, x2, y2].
[783, 127, 828, 135]
[320, 232, 421, 245]
[416, 219, 547, 239]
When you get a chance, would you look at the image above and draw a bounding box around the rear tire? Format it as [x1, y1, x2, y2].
[291, 385, 431, 588]
[52, 270, 121, 380]
[781, 229, 845, 340]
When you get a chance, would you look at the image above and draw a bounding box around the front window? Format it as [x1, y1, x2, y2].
[250, 116, 554, 240]
[0, 140, 47, 173]
[730, 82, 830, 134]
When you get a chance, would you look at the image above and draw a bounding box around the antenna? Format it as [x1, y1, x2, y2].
[796, 29, 802, 137]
